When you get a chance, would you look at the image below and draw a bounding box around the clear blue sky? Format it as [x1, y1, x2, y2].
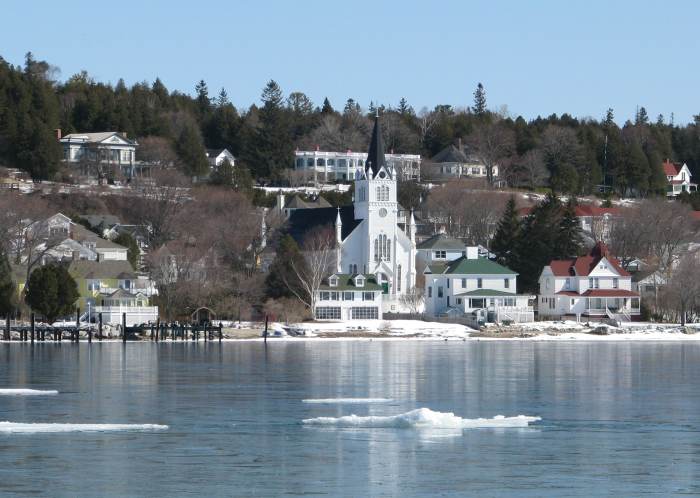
[2, 0, 699, 124]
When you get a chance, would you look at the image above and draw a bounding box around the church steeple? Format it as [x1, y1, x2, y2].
[365, 111, 386, 178]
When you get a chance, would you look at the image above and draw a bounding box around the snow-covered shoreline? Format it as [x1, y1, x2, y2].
[2, 320, 699, 342]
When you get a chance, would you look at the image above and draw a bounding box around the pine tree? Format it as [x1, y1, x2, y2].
[114, 233, 140, 269]
[490, 196, 520, 268]
[473, 82, 487, 116]
[398, 97, 413, 116]
[264, 235, 306, 299]
[233, 163, 254, 192]
[195, 79, 210, 117]
[210, 159, 235, 186]
[321, 97, 334, 114]
[0, 249, 15, 317]
[604, 108, 615, 127]
[25, 264, 78, 324]
[216, 88, 229, 107]
[635, 106, 649, 125]
[555, 198, 583, 257]
[176, 122, 209, 177]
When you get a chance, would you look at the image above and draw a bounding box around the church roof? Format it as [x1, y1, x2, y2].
[365, 114, 386, 178]
[286, 205, 360, 244]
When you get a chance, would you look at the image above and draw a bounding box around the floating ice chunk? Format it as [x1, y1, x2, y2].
[302, 398, 393, 404]
[0, 389, 58, 396]
[0, 422, 168, 433]
[303, 407, 540, 429]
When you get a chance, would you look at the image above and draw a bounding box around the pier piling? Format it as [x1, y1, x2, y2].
[30, 313, 35, 343]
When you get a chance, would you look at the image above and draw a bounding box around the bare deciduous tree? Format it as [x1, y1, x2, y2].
[467, 120, 515, 186]
[283, 227, 336, 316]
[663, 252, 700, 325]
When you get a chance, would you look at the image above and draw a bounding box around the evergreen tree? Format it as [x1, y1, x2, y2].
[114, 233, 140, 269]
[473, 82, 487, 116]
[0, 249, 15, 317]
[176, 122, 209, 177]
[232, 163, 254, 192]
[647, 150, 667, 193]
[635, 106, 649, 125]
[555, 198, 584, 256]
[210, 159, 235, 187]
[321, 97, 334, 114]
[604, 108, 615, 127]
[490, 196, 520, 268]
[195, 79, 210, 117]
[25, 264, 78, 324]
[216, 88, 229, 107]
[398, 97, 413, 116]
[264, 235, 306, 299]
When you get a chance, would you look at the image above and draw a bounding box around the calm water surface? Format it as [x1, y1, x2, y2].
[1, 340, 699, 497]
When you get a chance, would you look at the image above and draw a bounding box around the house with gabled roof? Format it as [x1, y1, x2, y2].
[68, 259, 158, 325]
[59, 130, 139, 178]
[663, 160, 697, 197]
[538, 242, 640, 321]
[416, 233, 466, 266]
[430, 142, 496, 180]
[423, 247, 534, 324]
[314, 273, 384, 320]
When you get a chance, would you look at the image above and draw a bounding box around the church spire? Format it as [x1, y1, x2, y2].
[365, 112, 386, 178]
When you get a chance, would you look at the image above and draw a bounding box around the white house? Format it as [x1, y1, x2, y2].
[423, 247, 534, 324]
[664, 160, 697, 197]
[294, 148, 421, 184]
[314, 273, 383, 320]
[430, 143, 498, 180]
[206, 149, 235, 169]
[59, 131, 139, 178]
[416, 233, 467, 268]
[538, 242, 640, 321]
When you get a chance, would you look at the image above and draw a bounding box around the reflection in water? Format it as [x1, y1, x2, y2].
[0, 341, 698, 496]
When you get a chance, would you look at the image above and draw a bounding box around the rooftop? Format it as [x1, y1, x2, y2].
[416, 233, 465, 251]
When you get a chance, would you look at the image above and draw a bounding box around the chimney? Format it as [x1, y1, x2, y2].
[121, 131, 127, 139]
[55, 128, 62, 140]
[276, 191, 285, 212]
[465, 246, 479, 260]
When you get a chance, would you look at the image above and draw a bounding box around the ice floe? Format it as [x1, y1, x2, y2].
[303, 407, 540, 429]
[0, 422, 168, 433]
[0, 389, 58, 396]
[302, 398, 393, 404]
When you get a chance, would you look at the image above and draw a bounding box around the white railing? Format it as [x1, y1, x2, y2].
[91, 306, 158, 326]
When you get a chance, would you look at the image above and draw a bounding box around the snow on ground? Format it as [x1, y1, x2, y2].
[265, 319, 700, 341]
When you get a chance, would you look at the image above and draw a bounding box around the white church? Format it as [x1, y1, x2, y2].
[287, 114, 417, 316]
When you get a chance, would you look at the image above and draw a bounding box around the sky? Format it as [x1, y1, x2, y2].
[2, 0, 699, 124]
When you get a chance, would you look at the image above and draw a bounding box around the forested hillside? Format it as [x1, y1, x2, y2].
[2, 52, 700, 196]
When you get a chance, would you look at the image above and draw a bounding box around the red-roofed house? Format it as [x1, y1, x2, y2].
[538, 242, 640, 320]
[664, 160, 697, 197]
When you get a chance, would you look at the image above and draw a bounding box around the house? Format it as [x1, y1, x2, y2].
[538, 242, 640, 321]
[314, 273, 384, 320]
[206, 149, 235, 169]
[67, 260, 158, 326]
[70, 224, 128, 261]
[59, 131, 140, 178]
[416, 233, 466, 267]
[276, 193, 333, 218]
[294, 148, 421, 184]
[285, 114, 417, 313]
[664, 160, 697, 197]
[423, 247, 534, 324]
[632, 268, 666, 296]
[430, 143, 497, 180]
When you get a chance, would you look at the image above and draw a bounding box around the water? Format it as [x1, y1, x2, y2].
[1, 341, 700, 497]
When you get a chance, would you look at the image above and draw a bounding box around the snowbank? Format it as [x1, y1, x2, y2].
[303, 408, 540, 429]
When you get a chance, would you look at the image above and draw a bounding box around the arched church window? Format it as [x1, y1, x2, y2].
[374, 238, 379, 262]
[376, 186, 381, 200]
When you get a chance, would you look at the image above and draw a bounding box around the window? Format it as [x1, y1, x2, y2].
[296, 158, 304, 168]
[87, 280, 100, 291]
[434, 250, 446, 259]
[338, 159, 347, 168]
[447, 296, 450, 306]
[438, 286, 444, 298]
[457, 298, 462, 305]
[447, 279, 450, 289]
[351, 307, 378, 319]
[588, 278, 594, 288]
[594, 278, 600, 289]
[307, 158, 314, 167]
[330, 291, 340, 301]
[461, 278, 466, 288]
[613, 278, 619, 289]
[362, 291, 374, 301]
[349, 264, 358, 274]
[355, 276, 365, 287]
[477, 278, 483, 289]
[329, 277, 338, 287]
[343, 292, 354, 301]
[504, 279, 510, 289]
[327, 159, 335, 166]
[428, 286, 432, 298]
[376, 186, 381, 200]
[571, 299, 575, 306]
[397, 265, 402, 292]
[374, 234, 391, 262]
[320, 292, 330, 301]
[316, 307, 341, 320]
[317, 158, 325, 166]
[565, 278, 571, 289]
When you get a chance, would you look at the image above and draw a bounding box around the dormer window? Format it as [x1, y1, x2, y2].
[354, 275, 365, 287]
[329, 276, 338, 287]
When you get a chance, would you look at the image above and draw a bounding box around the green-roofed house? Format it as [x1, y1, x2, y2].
[68, 260, 158, 325]
[314, 273, 384, 320]
[423, 248, 534, 324]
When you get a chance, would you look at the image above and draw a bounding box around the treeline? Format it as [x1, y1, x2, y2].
[2, 52, 700, 196]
